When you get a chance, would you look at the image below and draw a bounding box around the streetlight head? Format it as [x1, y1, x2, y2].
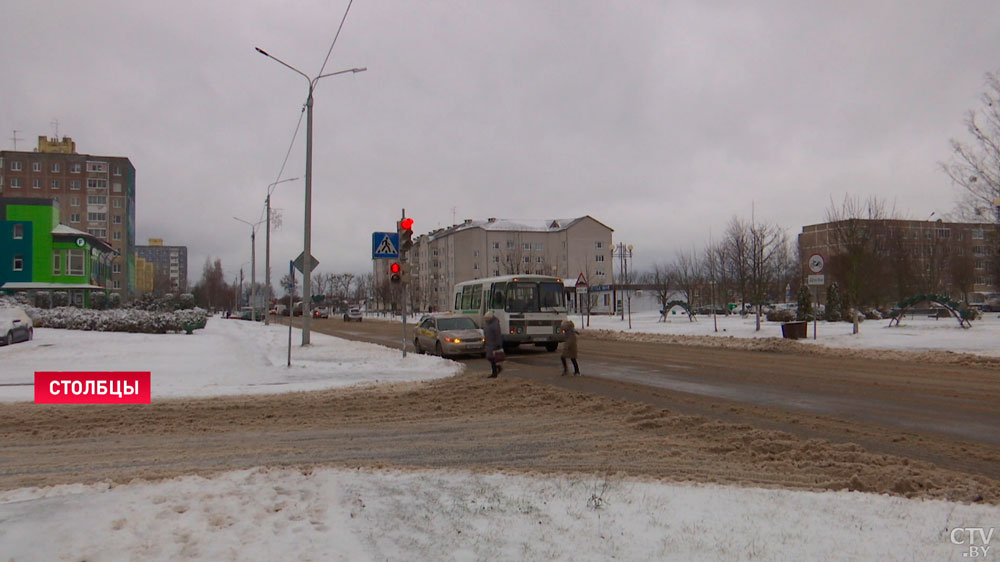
[255, 46, 269, 57]
[353, 67, 367, 73]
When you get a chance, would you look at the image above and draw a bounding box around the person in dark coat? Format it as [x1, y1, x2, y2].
[560, 319, 580, 376]
[483, 311, 504, 378]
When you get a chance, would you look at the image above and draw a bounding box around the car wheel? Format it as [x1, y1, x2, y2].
[435, 341, 445, 358]
[4, 331, 12, 346]
[27, 328, 33, 341]
[414, 338, 423, 354]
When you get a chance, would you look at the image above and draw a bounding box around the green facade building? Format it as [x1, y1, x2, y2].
[1, 198, 114, 307]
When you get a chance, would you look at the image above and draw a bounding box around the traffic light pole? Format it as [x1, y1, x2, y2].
[400, 208, 407, 358]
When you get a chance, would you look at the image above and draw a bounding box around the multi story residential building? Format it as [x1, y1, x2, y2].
[0, 136, 136, 298]
[799, 219, 1000, 306]
[0, 198, 114, 307]
[375, 216, 614, 312]
[136, 238, 188, 294]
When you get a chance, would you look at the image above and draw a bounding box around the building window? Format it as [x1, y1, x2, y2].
[87, 178, 107, 189]
[492, 242, 500, 249]
[70, 213, 81, 223]
[112, 263, 121, 274]
[523, 256, 530, 264]
[113, 182, 122, 193]
[13, 255, 24, 271]
[32, 178, 41, 189]
[536, 256, 543, 263]
[596, 270, 605, 276]
[53, 252, 61, 275]
[596, 255, 605, 262]
[113, 215, 122, 224]
[70, 180, 81, 190]
[32, 162, 41, 172]
[473, 250, 479, 257]
[87, 228, 107, 238]
[71, 196, 80, 206]
[68, 250, 85, 275]
[10, 161, 21, 171]
[473, 263, 480, 270]
[87, 195, 107, 205]
[86, 162, 107, 173]
[113, 280, 121, 290]
[973, 229, 985, 240]
[71, 163, 82, 173]
[13, 224, 23, 239]
[114, 166, 122, 176]
[113, 198, 122, 209]
[51, 179, 60, 189]
[523, 243, 531, 250]
[535, 243, 543, 250]
[113, 231, 121, 241]
[493, 255, 500, 263]
[493, 269, 500, 276]
[88, 212, 107, 222]
[10, 177, 20, 188]
[51, 163, 60, 173]
[595, 241, 603, 249]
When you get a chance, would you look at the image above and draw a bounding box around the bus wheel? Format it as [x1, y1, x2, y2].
[544, 342, 558, 352]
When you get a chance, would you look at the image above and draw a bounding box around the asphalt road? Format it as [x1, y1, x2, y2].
[307, 314, 1000, 477]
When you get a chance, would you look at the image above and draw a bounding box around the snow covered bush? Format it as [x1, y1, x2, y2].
[766, 309, 795, 323]
[26, 306, 209, 334]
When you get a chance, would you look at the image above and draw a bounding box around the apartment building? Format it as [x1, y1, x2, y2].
[799, 218, 1000, 305]
[375, 216, 614, 312]
[136, 238, 188, 294]
[0, 136, 136, 298]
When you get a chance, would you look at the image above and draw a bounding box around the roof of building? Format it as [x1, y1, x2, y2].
[1, 282, 107, 290]
[51, 224, 115, 252]
[425, 215, 612, 241]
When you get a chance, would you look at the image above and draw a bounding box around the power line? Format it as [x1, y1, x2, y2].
[318, 0, 355, 77]
[259, 105, 307, 224]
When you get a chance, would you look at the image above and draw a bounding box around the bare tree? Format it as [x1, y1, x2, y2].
[644, 263, 676, 315]
[671, 249, 702, 320]
[723, 217, 751, 312]
[748, 219, 788, 331]
[824, 195, 897, 310]
[943, 70, 1000, 222]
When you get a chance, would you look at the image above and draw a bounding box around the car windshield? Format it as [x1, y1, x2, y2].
[437, 317, 477, 331]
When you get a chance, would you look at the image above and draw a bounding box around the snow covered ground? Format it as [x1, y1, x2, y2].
[1, 314, 998, 561]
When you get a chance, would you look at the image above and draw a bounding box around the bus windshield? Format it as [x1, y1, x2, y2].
[505, 282, 566, 313]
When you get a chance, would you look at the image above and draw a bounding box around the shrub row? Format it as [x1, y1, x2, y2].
[27, 306, 208, 334]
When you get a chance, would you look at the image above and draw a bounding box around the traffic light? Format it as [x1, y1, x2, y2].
[398, 217, 414, 256]
[389, 262, 402, 284]
[400, 262, 412, 284]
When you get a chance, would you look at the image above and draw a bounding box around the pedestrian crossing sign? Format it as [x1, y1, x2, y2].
[372, 232, 399, 259]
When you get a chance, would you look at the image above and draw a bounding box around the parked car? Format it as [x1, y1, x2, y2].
[1, 306, 34, 346]
[270, 305, 287, 316]
[292, 302, 303, 316]
[413, 313, 485, 358]
[343, 308, 363, 322]
[312, 307, 329, 319]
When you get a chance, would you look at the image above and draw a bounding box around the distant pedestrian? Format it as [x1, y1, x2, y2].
[483, 311, 504, 378]
[560, 319, 581, 376]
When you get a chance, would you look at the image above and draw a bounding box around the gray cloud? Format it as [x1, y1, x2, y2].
[3, 0, 998, 285]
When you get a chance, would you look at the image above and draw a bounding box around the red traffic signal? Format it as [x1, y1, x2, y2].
[400, 217, 414, 230]
[389, 262, 402, 283]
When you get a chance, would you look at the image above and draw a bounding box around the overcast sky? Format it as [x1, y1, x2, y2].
[3, 1, 999, 286]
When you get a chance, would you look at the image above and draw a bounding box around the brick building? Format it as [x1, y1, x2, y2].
[136, 238, 188, 294]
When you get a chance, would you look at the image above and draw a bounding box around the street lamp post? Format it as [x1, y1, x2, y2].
[234, 217, 265, 322]
[264, 177, 298, 326]
[256, 45, 365, 345]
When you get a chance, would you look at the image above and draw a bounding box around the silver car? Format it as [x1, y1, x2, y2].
[343, 307, 363, 322]
[1, 306, 34, 346]
[413, 314, 485, 358]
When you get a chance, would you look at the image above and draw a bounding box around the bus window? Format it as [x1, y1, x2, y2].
[506, 283, 538, 313]
[470, 285, 482, 311]
[490, 283, 506, 309]
[539, 282, 564, 310]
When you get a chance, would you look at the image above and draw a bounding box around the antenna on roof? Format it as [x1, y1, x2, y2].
[51, 118, 60, 140]
[10, 129, 22, 150]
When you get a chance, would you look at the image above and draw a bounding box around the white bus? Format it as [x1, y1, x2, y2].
[452, 274, 568, 351]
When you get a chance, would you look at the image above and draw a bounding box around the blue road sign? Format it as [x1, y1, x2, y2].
[372, 232, 399, 259]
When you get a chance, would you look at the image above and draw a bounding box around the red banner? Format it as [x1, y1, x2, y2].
[34, 371, 151, 404]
